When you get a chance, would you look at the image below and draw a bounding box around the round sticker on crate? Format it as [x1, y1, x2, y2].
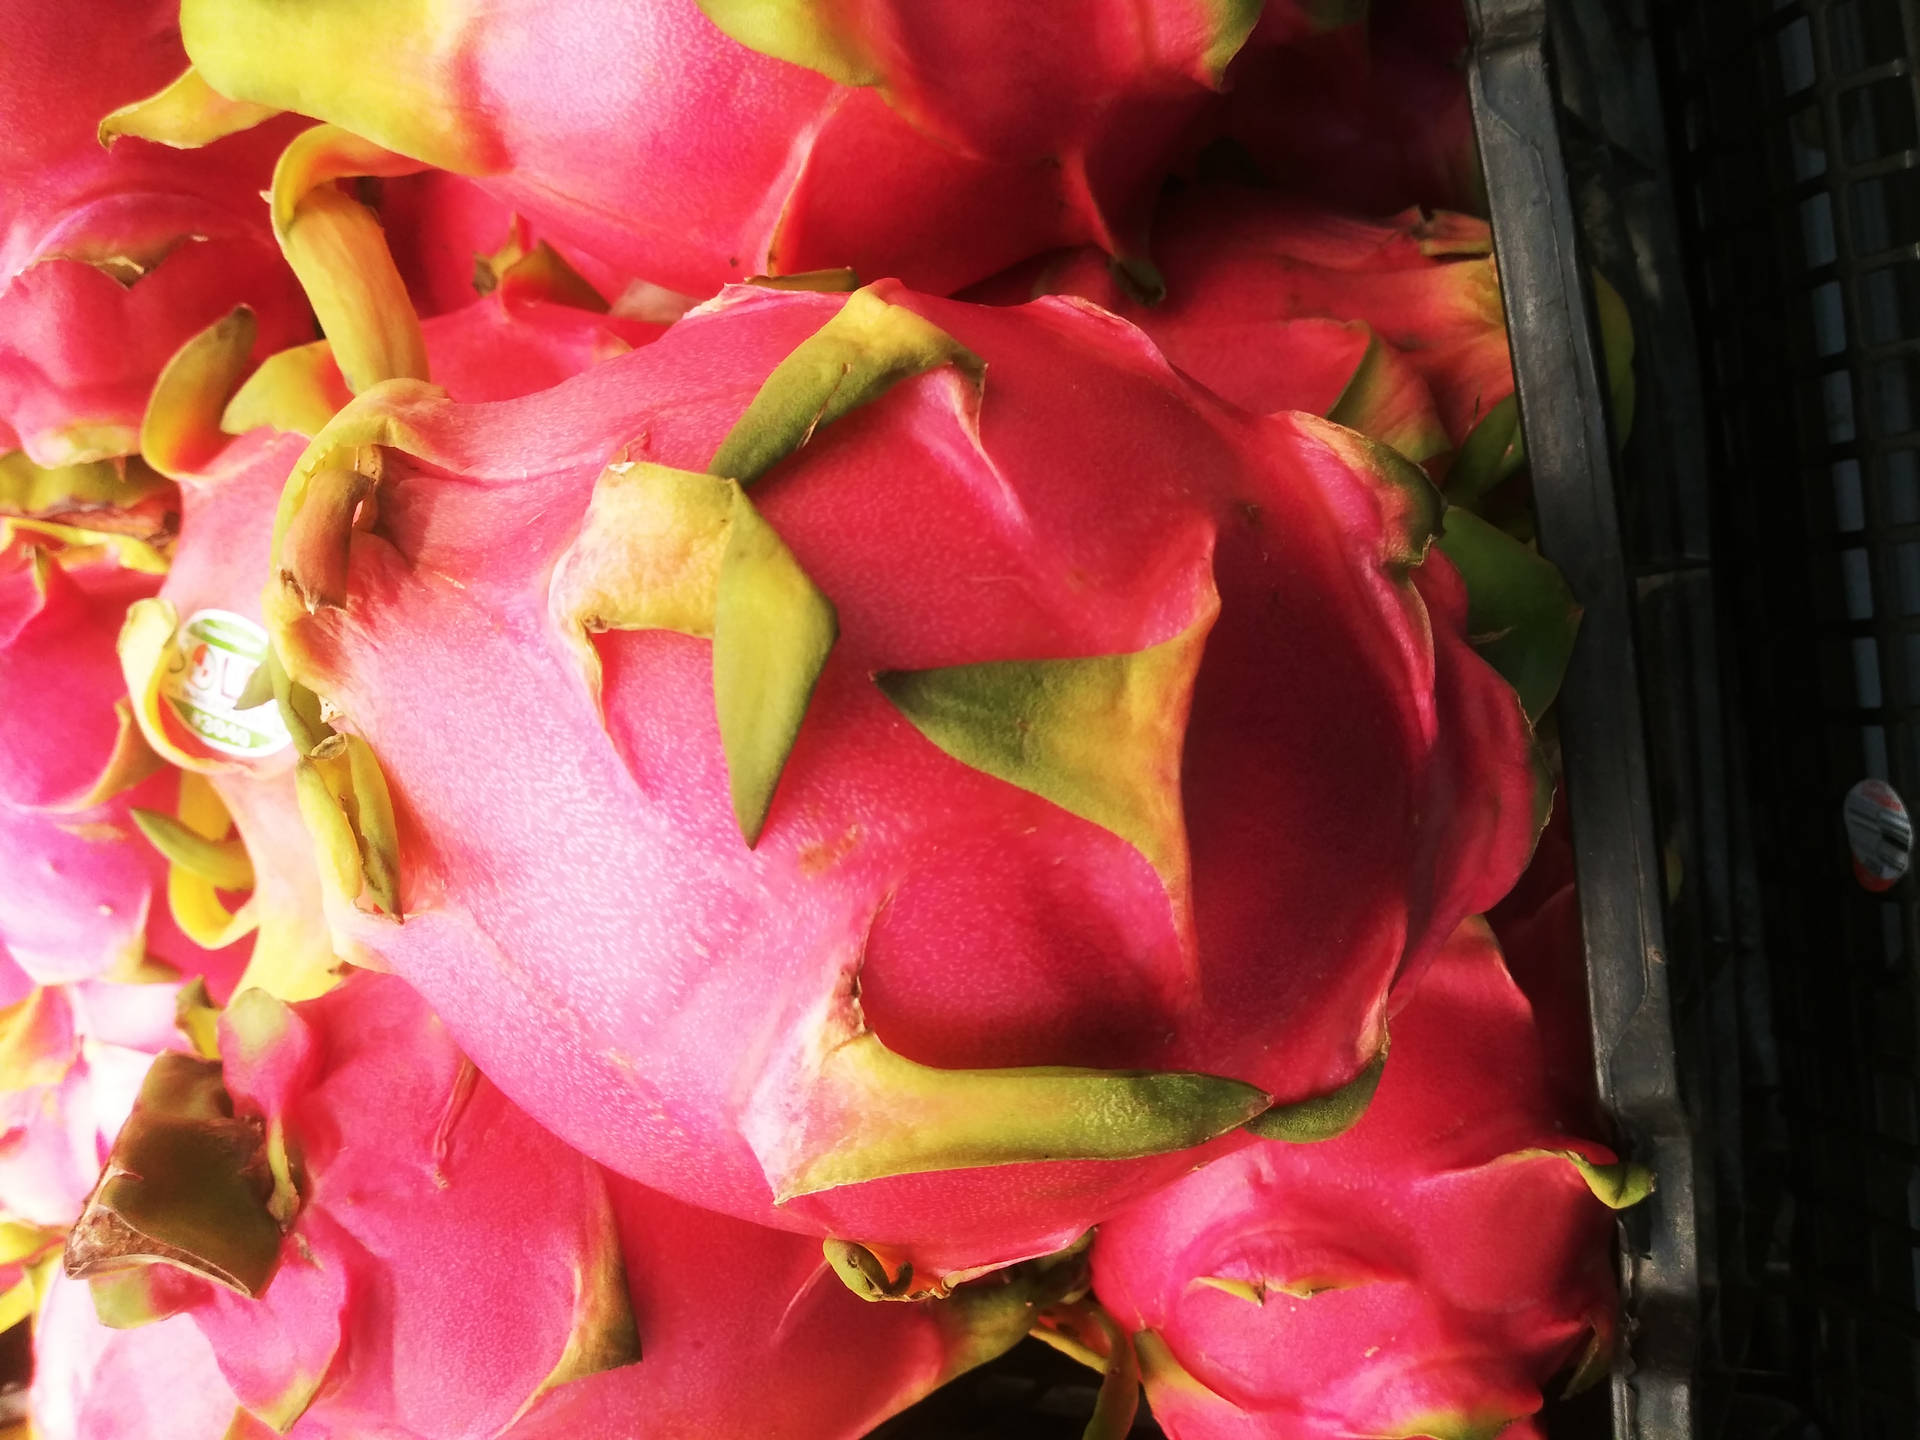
[159, 609, 292, 760]
[1844, 778, 1913, 893]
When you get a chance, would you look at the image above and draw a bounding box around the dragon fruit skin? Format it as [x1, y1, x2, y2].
[31, 1267, 259, 1440]
[0, 1, 310, 466]
[179, 0, 1270, 298]
[1090, 918, 1640, 1440]
[117, 286, 663, 1000]
[505, 1174, 1064, 1440]
[995, 189, 1512, 458]
[0, 527, 246, 990]
[265, 279, 1541, 1280]
[65, 969, 638, 1439]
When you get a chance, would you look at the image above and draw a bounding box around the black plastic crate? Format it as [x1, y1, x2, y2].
[1651, 0, 1920, 1436]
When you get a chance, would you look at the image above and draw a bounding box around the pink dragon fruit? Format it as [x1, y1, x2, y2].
[1089, 917, 1649, 1440]
[506, 1177, 1085, 1440]
[115, 241, 661, 996]
[31, 1266, 258, 1440]
[980, 189, 1514, 480]
[0, 0, 310, 467]
[62, 969, 637, 1437]
[58, 967, 1059, 1439]
[0, 520, 245, 990]
[261, 275, 1544, 1282]
[175, 0, 1273, 298]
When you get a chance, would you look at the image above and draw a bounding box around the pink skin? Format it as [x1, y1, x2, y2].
[188, 0, 1262, 298]
[31, 1269, 256, 1440]
[155, 293, 667, 974]
[507, 1174, 1008, 1440]
[0, 536, 246, 988]
[137, 970, 625, 1440]
[0, 0, 310, 464]
[281, 283, 1540, 1276]
[1219, 0, 1482, 218]
[986, 188, 1512, 452]
[1091, 920, 1623, 1440]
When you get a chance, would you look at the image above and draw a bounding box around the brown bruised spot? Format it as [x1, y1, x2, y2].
[799, 825, 864, 876]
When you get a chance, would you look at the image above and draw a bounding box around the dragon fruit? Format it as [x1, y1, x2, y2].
[980, 190, 1513, 477]
[0, 0, 310, 466]
[174, 0, 1276, 299]
[1089, 917, 1649, 1440]
[506, 1177, 1085, 1440]
[58, 967, 1058, 1439]
[0, 519, 246, 990]
[62, 969, 637, 1437]
[261, 275, 1543, 1282]
[115, 244, 660, 997]
[31, 1266, 253, 1440]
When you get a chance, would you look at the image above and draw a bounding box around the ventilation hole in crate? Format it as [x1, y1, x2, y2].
[1866, 723, 1890, 777]
[1837, 456, 1869, 528]
[1871, 355, 1920, 433]
[1841, 79, 1920, 165]
[1844, 546, 1876, 619]
[1829, 0, 1911, 72]
[1850, 171, 1920, 254]
[1811, 368, 1858, 444]
[1882, 901, 1905, 968]
[1859, 260, 1920, 348]
[1856, 636, 1885, 707]
[1778, 15, 1817, 97]
[1886, 450, 1919, 523]
[1813, 277, 1848, 352]
[1805, 192, 1841, 270]
[1894, 541, 1920, 613]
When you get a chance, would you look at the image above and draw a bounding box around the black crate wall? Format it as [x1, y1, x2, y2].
[1655, 1, 1920, 1434]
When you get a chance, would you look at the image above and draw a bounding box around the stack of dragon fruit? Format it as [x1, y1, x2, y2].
[0, 0, 1650, 1436]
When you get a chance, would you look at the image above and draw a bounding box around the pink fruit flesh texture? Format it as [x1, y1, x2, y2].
[181, 0, 1255, 298]
[138, 970, 628, 1440]
[0, 1, 310, 464]
[0, 537, 245, 988]
[274, 281, 1541, 1277]
[1092, 919, 1625, 1440]
[1009, 187, 1511, 449]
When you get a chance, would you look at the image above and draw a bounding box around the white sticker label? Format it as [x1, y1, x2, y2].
[159, 609, 292, 760]
[1845, 778, 1912, 892]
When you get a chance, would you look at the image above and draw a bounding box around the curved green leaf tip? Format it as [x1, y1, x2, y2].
[707, 283, 981, 486]
[1447, 394, 1525, 511]
[875, 602, 1215, 898]
[713, 498, 837, 844]
[64, 1054, 281, 1299]
[1436, 505, 1581, 724]
[765, 1022, 1269, 1200]
[694, 0, 880, 88]
[554, 460, 835, 845]
[1242, 1044, 1387, 1142]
